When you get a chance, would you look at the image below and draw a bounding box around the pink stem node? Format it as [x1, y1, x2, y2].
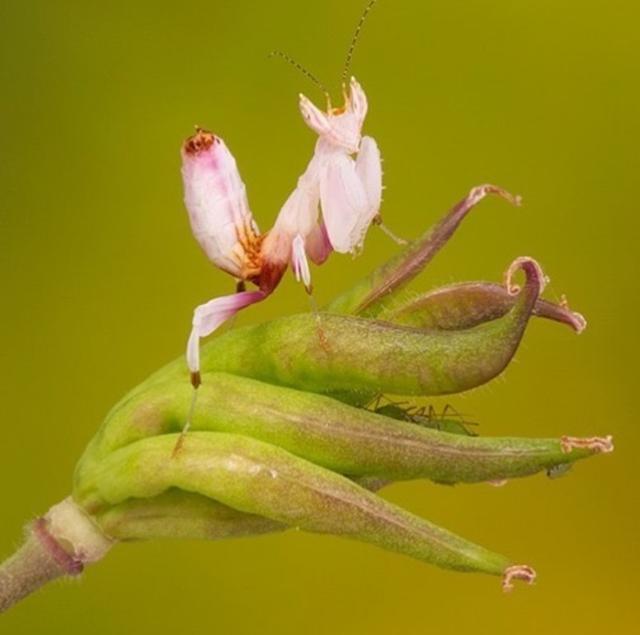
[32, 518, 84, 576]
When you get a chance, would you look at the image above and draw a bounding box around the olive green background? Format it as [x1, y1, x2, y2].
[1, 0, 637, 632]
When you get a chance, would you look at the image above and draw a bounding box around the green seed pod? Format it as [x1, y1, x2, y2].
[77, 373, 609, 491]
[96, 490, 285, 542]
[382, 281, 586, 333]
[0, 179, 612, 608]
[189, 257, 545, 398]
[78, 432, 519, 579]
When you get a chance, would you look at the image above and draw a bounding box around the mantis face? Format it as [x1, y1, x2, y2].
[299, 77, 369, 154]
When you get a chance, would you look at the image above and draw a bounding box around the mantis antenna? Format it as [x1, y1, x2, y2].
[269, 50, 330, 98]
[342, 0, 379, 83]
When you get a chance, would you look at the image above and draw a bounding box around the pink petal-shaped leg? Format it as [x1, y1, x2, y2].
[187, 290, 266, 387]
[320, 154, 370, 254]
[176, 289, 267, 456]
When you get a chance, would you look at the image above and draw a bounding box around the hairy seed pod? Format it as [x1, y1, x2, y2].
[79, 432, 520, 579]
[78, 373, 610, 491]
[382, 281, 586, 333]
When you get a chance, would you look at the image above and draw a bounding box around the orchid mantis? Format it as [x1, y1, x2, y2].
[181, 1, 388, 391]
[182, 75, 382, 387]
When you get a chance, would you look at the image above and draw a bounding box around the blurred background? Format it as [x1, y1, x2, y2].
[1, 0, 638, 632]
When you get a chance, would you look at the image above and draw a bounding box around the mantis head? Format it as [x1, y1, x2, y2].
[299, 77, 369, 153]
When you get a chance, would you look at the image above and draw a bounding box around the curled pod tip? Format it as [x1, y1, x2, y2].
[558, 295, 588, 334]
[385, 281, 587, 335]
[505, 261, 587, 334]
[505, 256, 548, 296]
[502, 564, 537, 592]
[561, 435, 614, 454]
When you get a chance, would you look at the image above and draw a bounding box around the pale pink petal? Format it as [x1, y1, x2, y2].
[186, 290, 265, 373]
[319, 154, 370, 253]
[181, 129, 259, 278]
